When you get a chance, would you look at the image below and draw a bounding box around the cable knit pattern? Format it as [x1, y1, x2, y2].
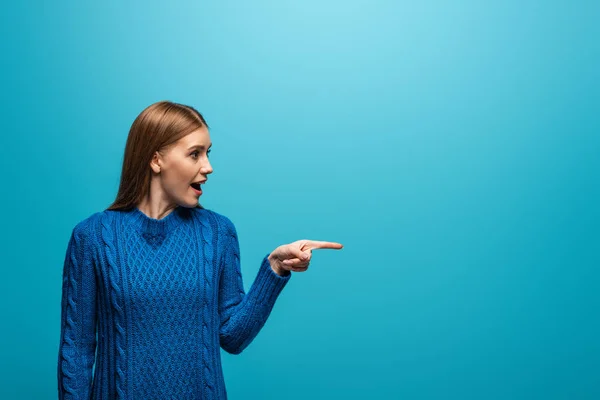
[101, 212, 127, 399]
[217, 216, 291, 354]
[199, 210, 217, 398]
[57, 205, 291, 399]
[58, 219, 97, 400]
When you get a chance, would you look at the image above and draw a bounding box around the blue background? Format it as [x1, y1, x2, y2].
[1, 1, 599, 399]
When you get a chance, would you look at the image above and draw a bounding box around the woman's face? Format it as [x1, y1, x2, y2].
[152, 126, 213, 208]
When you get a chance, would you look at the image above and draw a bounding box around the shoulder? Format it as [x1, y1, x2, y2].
[190, 207, 236, 236]
[70, 210, 105, 244]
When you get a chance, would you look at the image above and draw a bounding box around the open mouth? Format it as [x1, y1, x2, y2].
[190, 182, 202, 190]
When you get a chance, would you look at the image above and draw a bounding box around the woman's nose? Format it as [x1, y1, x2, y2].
[202, 160, 213, 174]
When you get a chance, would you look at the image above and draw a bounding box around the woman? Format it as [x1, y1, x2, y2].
[57, 100, 343, 399]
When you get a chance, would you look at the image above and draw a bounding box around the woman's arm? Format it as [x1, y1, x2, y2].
[218, 216, 291, 355]
[57, 223, 97, 399]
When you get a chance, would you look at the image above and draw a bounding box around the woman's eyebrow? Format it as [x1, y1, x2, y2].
[188, 143, 213, 150]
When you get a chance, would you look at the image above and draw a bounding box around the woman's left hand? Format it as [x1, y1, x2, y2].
[268, 239, 344, 275]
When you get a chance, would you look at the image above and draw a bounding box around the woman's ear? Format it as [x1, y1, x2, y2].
[150, 151, 162, 174]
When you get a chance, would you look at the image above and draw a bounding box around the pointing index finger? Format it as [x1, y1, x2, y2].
[304, 240, 344, 250]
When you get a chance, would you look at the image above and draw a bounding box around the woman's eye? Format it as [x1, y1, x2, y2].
[191, 150, 210, 159]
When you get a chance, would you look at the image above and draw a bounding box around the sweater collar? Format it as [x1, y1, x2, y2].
[128, 205, 187, 237]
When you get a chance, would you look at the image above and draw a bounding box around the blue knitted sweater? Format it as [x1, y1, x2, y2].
[57, 205, 291, 399]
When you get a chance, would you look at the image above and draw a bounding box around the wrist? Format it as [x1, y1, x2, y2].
[268, 255, 288, 276]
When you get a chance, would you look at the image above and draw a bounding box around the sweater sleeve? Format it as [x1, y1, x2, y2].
[57, 224, 97, 399]
[218, 216, 291, 354]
